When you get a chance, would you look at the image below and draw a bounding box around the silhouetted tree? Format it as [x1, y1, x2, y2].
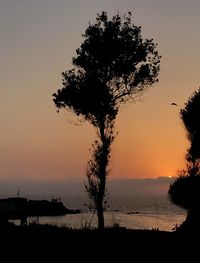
[181, 87, 200, 161]
[169, 88, 200, 231]
[53, 11, 160, 229]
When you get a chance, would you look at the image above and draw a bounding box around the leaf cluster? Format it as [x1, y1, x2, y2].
[169, 161, 200, 210]
[181, 87, 200, 161]
[53, 11, 160, 128]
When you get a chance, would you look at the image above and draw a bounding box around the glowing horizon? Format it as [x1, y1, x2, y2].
[0, 0, 197, 182]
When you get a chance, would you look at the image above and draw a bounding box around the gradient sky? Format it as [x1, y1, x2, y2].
[0, 0, 200, 182]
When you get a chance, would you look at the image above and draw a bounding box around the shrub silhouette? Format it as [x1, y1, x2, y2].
[169, 162, 200, 210]
[169, 88, 200, 232]
[181, 87, 200, 161]
[169, 170, 200, 231]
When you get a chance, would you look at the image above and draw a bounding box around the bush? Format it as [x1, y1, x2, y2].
[169, 162, 200, 210]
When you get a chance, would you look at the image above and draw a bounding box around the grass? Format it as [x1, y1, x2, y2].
[0, 222, 198, 261]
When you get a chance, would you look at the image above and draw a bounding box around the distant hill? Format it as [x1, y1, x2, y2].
[108, 177, 174, 196]
[0, 177, 174, 197]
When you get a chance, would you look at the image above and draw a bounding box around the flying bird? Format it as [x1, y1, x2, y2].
[171, 102, 178, 106]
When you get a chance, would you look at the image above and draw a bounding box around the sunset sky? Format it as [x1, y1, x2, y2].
[0, 0, 200, 182]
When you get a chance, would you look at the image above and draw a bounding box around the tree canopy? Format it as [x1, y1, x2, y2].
[181, 87, 200, 161]
[53, 12, 160, 128]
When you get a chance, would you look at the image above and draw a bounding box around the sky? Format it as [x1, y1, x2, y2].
[1, 0, 200, 183]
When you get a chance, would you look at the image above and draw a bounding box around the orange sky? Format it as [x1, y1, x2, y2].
[0, 0, 199, 182]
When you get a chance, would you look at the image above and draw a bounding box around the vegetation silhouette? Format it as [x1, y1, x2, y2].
[0, 223, 192, 261]
[181, 87, 200, 161]
[53, 11, 160, 229]
[169, 88, 200, 232]
[0, 197, 80, 226]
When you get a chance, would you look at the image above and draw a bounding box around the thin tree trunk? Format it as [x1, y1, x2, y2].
[97, 199, 104, 230]
[96, 124, 109, 230]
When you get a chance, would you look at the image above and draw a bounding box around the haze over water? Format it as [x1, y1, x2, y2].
[7, 178, 186, 231]
[11, 194, 185, 231]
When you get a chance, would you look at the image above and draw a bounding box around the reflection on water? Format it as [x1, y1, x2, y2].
[11, 211, 186, 231]
[10, 194, 187, 231]
[36, 212, 185, 231]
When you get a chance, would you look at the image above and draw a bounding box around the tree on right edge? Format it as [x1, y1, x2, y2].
[169, 88, 200, 232]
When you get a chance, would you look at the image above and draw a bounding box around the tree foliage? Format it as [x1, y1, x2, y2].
[85, 138, 112, 210]
[53, 12, 160, 127]
[169, 161, 200, 210]
[180, 87, 200, 161]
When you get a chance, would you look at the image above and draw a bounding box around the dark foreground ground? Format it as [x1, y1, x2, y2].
[0, 223, 198, 261]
